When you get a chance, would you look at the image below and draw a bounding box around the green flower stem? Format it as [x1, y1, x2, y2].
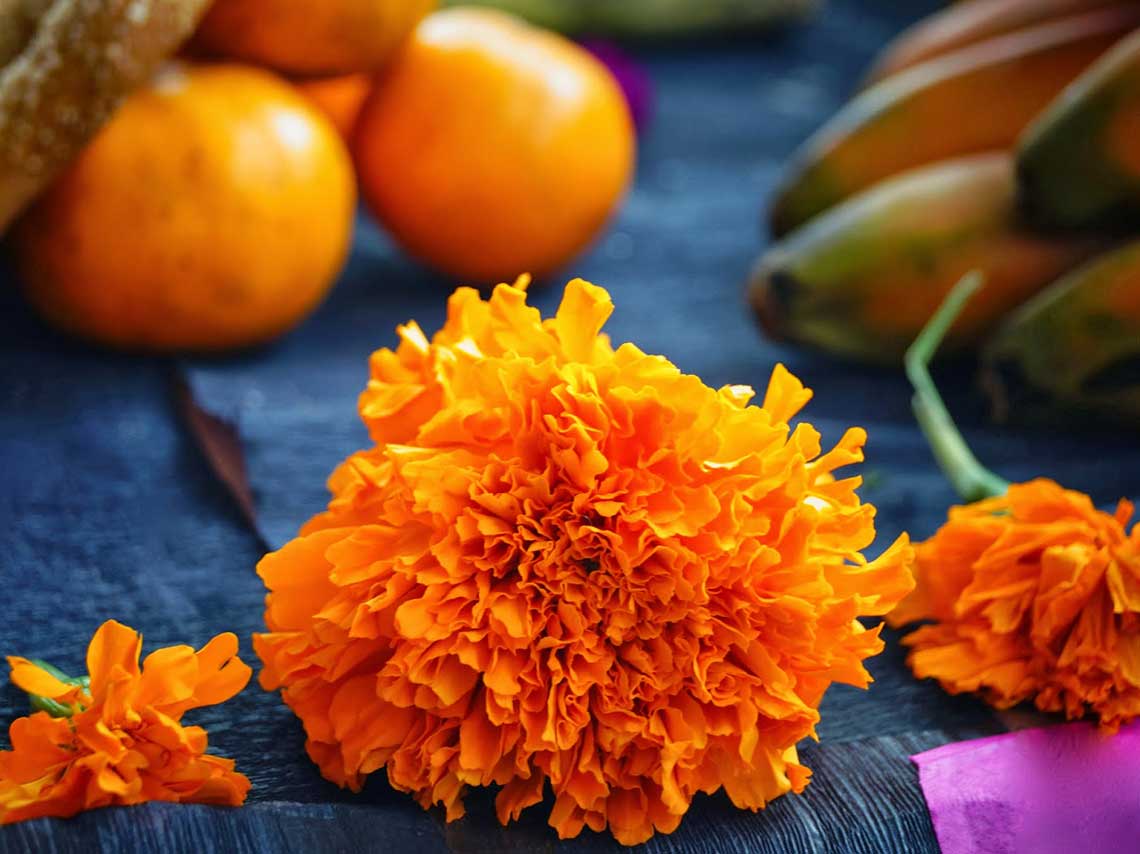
[904, 272, 1009, 503]
[23, 659, 90, 718]
[29, 695, 75, 718]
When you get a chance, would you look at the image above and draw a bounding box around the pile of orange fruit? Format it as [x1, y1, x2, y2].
[14, 0, 636, 352]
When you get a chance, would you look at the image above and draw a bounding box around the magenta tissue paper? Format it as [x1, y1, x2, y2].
[913, 721, 1140, 854]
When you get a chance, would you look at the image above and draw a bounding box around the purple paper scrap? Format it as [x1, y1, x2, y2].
[913, 721, 1140, 854]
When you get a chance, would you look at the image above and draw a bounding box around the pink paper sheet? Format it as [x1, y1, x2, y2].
[913, 721, 1140, 854]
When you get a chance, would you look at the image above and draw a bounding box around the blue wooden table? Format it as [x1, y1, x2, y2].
[4, 1, 1139, 850]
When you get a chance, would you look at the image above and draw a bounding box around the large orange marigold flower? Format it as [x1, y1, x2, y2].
[0, 620, 252, 825]
[888, 479, 1140, 729]
[254, 277, 913, 845]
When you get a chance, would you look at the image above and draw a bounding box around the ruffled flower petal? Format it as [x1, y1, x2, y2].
[257, 278, 913, 843]
[6, 659, 82, 703]
[0, 621, 251, 825]
[86, 620, 143, 701]
[890, 479, 1140, 729]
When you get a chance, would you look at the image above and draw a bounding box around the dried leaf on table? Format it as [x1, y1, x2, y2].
[171, 370, 266, 548]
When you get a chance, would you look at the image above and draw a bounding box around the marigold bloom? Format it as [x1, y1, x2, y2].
[255, 277, 913, 845]
[893, 273, 1140, 732]
[0, 620, 252, 825]
[889, 479, 1140, 729]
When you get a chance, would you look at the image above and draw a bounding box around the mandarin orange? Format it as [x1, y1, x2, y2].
[15, 63, 356, 352]
[295, 73, 372, 140]
[195, 0, 436, 76]
[352, 8, 636, 282]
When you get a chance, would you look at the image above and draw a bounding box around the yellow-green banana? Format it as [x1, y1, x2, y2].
[769, 6, 1140, 237]
[865, 0, 1124, 86]
[984, 240, 1140, 422]
[1018, 28, 1140, 229]
[752, 154, 1102, 362]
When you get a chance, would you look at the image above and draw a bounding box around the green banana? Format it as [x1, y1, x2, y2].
[983, 240, 1140, 422]
[750, 153, 1102, 363]
[864, 0, 1127, 86]
[768, 6, 1140, 237]
[1018, 28, 1140, 230]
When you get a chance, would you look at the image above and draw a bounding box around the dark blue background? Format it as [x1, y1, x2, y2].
[3, 1, 1138, 850]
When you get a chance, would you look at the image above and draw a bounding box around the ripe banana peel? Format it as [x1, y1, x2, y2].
[1018, 28, 1140, 230]
[865, 0, 1124, 86]
[751, 154, 1102, 363]
[984, 241, 1140, 423]
[769, 6, 1140, 237]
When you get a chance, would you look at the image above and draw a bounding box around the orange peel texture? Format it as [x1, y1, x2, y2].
[889, 478, 1140, 730]
[255, 277, 913, 845]
[0, 621, 251, 825]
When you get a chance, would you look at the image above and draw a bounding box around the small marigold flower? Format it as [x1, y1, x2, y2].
[890, 273, 1140, 730]
[254, 277, 913, 845]
[0, 620, 252, 825]
[889, 481, 1140, 727]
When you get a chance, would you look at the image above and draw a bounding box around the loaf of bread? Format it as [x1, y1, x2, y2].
[0, 0, 211, 232]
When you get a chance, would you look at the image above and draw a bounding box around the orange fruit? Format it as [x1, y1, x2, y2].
[295, 73, 372, 140]
[353, 8, 636, 282]
[15, 63, 356, 352]
[195, 0, 436, 76]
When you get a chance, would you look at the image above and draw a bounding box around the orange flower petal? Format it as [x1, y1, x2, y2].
[255, 278, 912, 843]
[6, 658, 84, 703]
[189, 633, 252, 710]
[891, 478, 1140, 728]
[137, 645, 199, 708]
[0, 714, 75, 784]
[553, 278, 614, 363]
[85, 620, 142, 701]
[761, 363, 812, 425]
[1, 622, 250, 825]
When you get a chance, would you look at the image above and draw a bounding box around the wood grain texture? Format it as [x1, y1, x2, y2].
[0, 734, 961, 853]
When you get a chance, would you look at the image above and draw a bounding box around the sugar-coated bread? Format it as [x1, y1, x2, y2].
[0, 0, 211, 232]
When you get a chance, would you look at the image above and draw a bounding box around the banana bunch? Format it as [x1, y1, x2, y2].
[752, 0, 1140, 422]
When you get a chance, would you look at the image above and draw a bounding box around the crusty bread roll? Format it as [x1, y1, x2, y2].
[0, 2, 42, 69]
[0, 0, 211, 233]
